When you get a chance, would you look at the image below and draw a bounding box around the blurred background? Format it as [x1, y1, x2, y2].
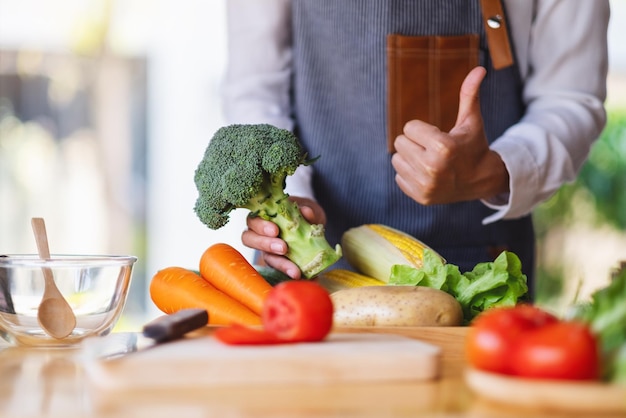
[0, 0, 624, 328]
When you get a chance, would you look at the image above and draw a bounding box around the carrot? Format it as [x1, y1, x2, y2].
[199, 243, 273, 316]
[150, 267, 261, 326]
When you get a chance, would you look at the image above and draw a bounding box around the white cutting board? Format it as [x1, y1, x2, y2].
[83, 332, 441, 391]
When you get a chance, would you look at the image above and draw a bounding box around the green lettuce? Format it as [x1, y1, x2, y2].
[389, 250, 528, 323]
[572, 264, 626, 383]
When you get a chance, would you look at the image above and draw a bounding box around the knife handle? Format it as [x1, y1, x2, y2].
[142, 308, 209, 343]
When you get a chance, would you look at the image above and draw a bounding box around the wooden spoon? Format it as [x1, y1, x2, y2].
[31, 218, 76, 339]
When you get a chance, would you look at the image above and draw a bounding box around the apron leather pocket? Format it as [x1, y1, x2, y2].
[386, 34, 479, 153]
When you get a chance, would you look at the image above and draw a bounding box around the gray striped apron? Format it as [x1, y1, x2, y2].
[291, 0, 535, 292]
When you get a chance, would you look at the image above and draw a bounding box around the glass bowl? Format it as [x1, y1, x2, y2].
[0, 254, 136, 347]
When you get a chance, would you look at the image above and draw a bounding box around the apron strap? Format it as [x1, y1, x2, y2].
[480, 0, 514, 69]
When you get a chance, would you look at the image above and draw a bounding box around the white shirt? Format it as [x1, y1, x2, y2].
[221, 0, 610, 224]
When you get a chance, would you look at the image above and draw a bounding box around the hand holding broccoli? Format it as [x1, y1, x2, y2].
[194, 124, 341, 278]
[244, 196, 326, 279]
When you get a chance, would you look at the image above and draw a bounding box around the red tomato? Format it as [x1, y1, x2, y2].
[511, 321, 600, 380]
[213, 324, 283, 345]
[465, 305, 558, 374]
[262, 281, 334, 342]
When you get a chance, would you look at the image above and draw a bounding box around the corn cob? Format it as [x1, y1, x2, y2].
[314, 269, 385, 293]
[366, 224, 427, 267]
[340, 224, 444, 283]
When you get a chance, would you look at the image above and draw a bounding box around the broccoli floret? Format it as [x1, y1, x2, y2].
[194, 124, 341, 278]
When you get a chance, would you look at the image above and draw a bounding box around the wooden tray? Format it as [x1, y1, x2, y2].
[465, 368, 626, 413]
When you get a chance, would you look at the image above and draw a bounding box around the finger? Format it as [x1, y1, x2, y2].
[262, 253, 302, 280]
[401, 120, 441, 149]
[394, 159, 435, 198]
[299, 205, 317, 224]
[246, 215, 280, 237]
[394, 171, 431, 205]
[391, 150, 427, 184]
[393, 134, 420, 155]
[393, 133, 447, 179]
[241, 228, 287, 255]
[290, 197, 327, 225]
[455, 66, 487, 128]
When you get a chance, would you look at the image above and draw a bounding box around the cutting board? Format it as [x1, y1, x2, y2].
[83, 331, 441, 391]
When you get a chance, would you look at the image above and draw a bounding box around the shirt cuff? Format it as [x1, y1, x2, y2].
[481, 194, 510, 224]
[481, 139, 539, 224]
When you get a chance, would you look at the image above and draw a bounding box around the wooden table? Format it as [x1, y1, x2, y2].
[0, 327, 623, 418]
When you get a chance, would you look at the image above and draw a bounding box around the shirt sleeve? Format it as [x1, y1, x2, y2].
[221, 0, 294, 131]
[481, 0, 610, 224]
[222, 0, 315, 199]
[221, 0, 314, 199]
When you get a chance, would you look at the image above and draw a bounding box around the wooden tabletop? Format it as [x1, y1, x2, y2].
[0, 326, 623, 418]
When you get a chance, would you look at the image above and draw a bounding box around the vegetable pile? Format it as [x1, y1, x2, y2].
[209, 223, 527, 327]
[149, 242, 334, 345]
[336, 224, 529, 324]
[193, 124, 341, 278]
[214, 280, 333, 346]
[150, 243, 272, 325]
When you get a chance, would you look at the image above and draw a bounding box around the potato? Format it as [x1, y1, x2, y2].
[331, 285, 463, 327]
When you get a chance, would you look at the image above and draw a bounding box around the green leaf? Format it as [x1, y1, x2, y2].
[573, 264, 626, 382]
[609, 344, 626, 384]
[389, 249, 528, 323]
[389, 265, 426, 286]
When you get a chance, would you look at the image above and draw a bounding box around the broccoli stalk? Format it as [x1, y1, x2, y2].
[194, 124, 341, 278]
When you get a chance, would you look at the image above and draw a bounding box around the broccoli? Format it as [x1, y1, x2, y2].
[194, 124, 341, 278]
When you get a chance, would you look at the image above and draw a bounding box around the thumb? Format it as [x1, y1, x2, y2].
[454, 66, 487, 128]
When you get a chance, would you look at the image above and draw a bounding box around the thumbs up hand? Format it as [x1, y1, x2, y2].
[391, 66, 510, 205]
